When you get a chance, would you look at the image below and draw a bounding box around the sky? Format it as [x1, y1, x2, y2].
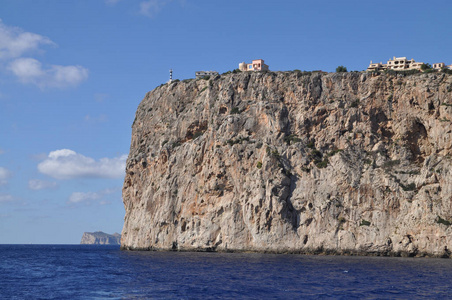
[1, 0, 452, 244]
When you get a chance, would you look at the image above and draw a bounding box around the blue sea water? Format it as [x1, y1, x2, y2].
[1, 245, 452, 299]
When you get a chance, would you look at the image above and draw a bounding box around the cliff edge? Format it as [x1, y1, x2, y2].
[80, 231, 121, 245]
[121, 71, 452, 257]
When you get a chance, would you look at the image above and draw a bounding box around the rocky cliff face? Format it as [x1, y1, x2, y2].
[80, 231, 121, 245]
[121, 71, 452, 257]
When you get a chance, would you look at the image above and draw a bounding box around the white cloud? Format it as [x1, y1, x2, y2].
[28, 179, 57, 190]
[0, 194, 14, 203]
[84, 114, 108, 123]
[0, 167, 11, 186]
[0, 19, 88, 89]
[0, 19, 55, 59]
[8, 58, 89, 88]
[139, 0, 172, 17]
[68, 188, 118, 204]
[69, 191, 101, 203]
[105, 0, 122, 5]
[94, 93, 109, 102]
[38, 149, 127, 180]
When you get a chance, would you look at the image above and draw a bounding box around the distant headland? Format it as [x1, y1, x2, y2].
[80, 231, 121, 245]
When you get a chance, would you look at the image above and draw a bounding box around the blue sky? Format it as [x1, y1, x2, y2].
[1, 0, 452, 244]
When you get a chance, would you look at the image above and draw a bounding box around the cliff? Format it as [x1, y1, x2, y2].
[121, 71, 452, 257]
[80, 231, 121, 245]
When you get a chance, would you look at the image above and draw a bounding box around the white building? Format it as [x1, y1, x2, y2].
[367, 56, 452, 72]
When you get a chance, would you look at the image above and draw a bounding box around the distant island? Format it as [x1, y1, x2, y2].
[80, 231, 121, 245]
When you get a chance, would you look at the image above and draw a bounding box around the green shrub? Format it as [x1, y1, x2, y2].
[230, 107, 240, 114]
[436, 216, 451, 226]
[193, 130, 205, 139]
[271, 149, 280, 159]
[172, 141, 181, 148]
[316, 158, 328, 168]
[257, 161, 263, 169]
[310, 149, 322, 159]
[227, 136, 249, 146]
[307, 141, 315, 149]
[336, 65, 348, 72]
[360, 219, 371, 226]
[284, 134, 301, 145]
[401, 182, 416, 191]
[327, 149, 343, 157]
[383, 160, 400, 168]
[421, 63, 432, 71]
[350, 100, 359, 108]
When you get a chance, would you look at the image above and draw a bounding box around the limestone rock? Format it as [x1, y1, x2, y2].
[121, 71, 452, 257]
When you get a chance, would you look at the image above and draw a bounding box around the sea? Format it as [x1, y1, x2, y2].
[1, 245, 452, 299]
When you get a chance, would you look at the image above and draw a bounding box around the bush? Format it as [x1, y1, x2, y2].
[360, 219, 371, 226]
[401, 182, 416, 191]
[327, 149, 343, 157]
[383, 159, 400, 168]
[271, 149, 281, 159]
[442, 68, 452, 75]
[284, 134, 301, 145]
[350, 100, 359, 108]
[230, 107, 240, 114]
[193, 131, 205, 139]
[316, 158, 328, 168]
[336, 66, 348, 73]
[421, 63, 432, 71]
[436, 216, 451, 226]
[257, 161, 263, 169]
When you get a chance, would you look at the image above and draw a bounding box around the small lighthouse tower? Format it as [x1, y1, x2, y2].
[169, 69, 173, 83]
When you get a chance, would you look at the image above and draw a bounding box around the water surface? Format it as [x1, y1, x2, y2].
[1, 245, 451, 299]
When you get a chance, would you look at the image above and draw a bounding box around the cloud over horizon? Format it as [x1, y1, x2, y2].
[0, 19, 54, 59]
[0, 167, 11, 186]
[68, 188, 119, 204]
[38, 149, 127, 180]
[139, 0, 172, 17]
[8, 58, 89, 88]
[0, 19, 88, 88]
[0, 194, 14, 203]
[28, 179, 57, 190]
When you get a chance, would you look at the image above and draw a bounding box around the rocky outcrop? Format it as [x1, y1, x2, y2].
[80, 231, 121, 245]
[121, 71, 452, 257]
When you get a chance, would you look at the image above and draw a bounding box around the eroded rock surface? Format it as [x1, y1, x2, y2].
[121, 71, 452, 257]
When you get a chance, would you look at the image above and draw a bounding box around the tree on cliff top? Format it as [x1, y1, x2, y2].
[421, 63, 432, 70]
[336, 65, 348, 72]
